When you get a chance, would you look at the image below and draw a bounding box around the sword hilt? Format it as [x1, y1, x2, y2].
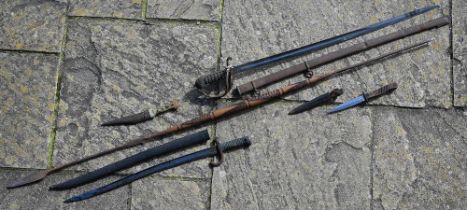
[363, 83, 398, 100]
[195, 70, 226, 89]
[220, 137, 251, 153]
[195, 58, 235, 98]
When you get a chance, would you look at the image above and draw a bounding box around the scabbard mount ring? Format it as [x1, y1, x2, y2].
[303, 61, 314, 78]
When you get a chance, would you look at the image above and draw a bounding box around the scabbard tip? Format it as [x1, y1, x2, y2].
[64, 197, 80, 203]
[288, 110, 298, 115]
[48, 185, 63, 191]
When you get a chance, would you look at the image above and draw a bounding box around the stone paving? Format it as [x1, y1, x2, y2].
[0, 0, 465, 210]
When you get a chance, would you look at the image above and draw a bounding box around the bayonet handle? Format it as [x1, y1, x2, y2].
[364, 83, 398, 100]
[220, 137, 252, 153]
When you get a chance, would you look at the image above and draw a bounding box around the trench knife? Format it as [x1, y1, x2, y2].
[327, 83, 397, 114]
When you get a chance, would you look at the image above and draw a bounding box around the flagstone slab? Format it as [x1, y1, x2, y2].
[0, 52, 58, 169]
[221, 0, 451, 108]
[147, 0, 221, 21]
[0, 169, 129, 210]
[372, 108, 467, 210]
[68, 0, 143, 19]
[0, 0, 67, 52]
[453, 0, 467, 107]
[53, 19, 218, 178]
[211, 102, 372, 210]
[131, 178, 210, 210]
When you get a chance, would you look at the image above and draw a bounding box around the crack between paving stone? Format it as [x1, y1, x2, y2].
[449, 0, 454, 107]
[151, 174, 211, 182]
[127, 184, 132, 210]
[141, 0, 148, 20]
[0, 48, 59, 55]
[47, 12, 69, 168]
[369, 107, 376, 210]
[209, 1, 225, 209]
[67, 14, 220, 27]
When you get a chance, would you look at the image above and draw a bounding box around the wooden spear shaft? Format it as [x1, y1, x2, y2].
[7, 40, 428, 189]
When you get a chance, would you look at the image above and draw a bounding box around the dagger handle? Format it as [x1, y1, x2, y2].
[220, 137, 252, 153]
[364, 83, 398, 100]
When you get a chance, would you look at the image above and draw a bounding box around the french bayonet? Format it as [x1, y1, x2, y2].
[64, 137, 251, 203]
[327, 83, 398, 114]
[194, 5, 438, 97]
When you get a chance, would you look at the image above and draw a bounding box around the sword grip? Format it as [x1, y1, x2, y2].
[195, 70, 227, 89]
[220, 137, 251, 153]
[364, 83, 398, 100]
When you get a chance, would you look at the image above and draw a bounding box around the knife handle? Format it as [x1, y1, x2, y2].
[364, 83, 398, 100]
[220, 137, 252, 153]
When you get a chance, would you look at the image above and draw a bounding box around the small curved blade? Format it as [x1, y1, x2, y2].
[6, 170, 50, 189]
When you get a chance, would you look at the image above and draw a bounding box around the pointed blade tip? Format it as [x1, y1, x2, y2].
[48, 185, 61, 191]
[64, 197, 79, 203]
[288, 110, 299, 115]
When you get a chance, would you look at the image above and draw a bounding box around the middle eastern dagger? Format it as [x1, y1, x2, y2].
[49, 130, 210, 190]
[288, 88, 343, 115]
[64, 137, 252, 203]
[6, 41, 428, 189]
[101, 100, 180, 126]
[328, 83, 398, 114]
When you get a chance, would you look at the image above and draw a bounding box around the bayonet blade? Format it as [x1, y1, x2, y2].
[327, 95, 366, 114]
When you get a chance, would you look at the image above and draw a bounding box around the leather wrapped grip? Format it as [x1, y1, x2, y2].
[194, 70, 227, 89]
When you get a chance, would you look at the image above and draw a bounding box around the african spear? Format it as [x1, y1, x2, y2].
[194, 5, 438, 97]
[64, 137, 251, 203]
[6, 40, 428, 189]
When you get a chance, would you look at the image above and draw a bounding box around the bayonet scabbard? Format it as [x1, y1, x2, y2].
[64, 137, 251, 203]
[289, 89, 343, 115]
[50, 130, 210, 190]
